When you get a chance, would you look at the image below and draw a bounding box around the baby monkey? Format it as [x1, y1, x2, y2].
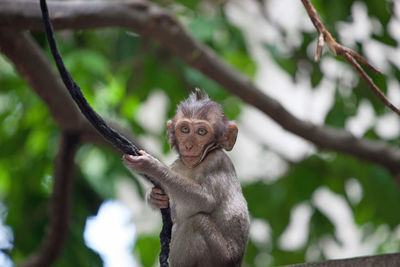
[124, 89, 249, 267]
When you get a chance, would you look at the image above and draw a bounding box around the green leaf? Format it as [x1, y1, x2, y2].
[311, 64, 323, 88]
[222, 49, 256, 77]
[265, 45, 297, 77]
[309, 209, 337, 243]
[175, 0, 199, 9]
[188, 17, 220, 42]
[134, 235, 159, 267]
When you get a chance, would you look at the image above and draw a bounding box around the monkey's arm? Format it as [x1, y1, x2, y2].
[123, 151, 216, 212]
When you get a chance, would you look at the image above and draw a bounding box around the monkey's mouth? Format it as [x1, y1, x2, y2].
[181, 155, 201, 168]
[181, 153, 200, 158]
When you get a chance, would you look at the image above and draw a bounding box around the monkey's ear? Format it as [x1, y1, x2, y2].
[166, 120, 175, 148]
[220, 122, 238, 151]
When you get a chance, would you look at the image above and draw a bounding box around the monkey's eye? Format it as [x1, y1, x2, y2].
[181, 126, 190, 133]
[197, 128, 208, 136]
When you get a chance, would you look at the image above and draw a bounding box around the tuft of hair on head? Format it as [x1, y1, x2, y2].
[194, 88, 208, 101]
[177, 88, 227, 126]
[187, 88, 209, 103]
[179, 89, 212, 117]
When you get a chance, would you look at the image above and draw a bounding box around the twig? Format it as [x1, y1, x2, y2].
[301, 0, 400, 116]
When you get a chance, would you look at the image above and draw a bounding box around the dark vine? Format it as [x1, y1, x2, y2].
[39, 1, 172, 266]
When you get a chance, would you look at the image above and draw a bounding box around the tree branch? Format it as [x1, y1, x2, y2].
[0, 28, 82, 131]
[0, 29, 143, 150]
[1, 1, 400, 175]
[21, 132, 79, 267]
[301, 0, 400, 116]
[284, 252, 400, 267]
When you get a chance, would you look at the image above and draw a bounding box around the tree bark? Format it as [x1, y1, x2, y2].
[284, 252, 400, 267]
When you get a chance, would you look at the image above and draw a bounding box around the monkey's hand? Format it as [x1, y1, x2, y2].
[146, 187, 170, 209]
[123, 150, 164, 178]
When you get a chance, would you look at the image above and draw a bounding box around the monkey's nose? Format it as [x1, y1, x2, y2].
[185, 143, 193, 150]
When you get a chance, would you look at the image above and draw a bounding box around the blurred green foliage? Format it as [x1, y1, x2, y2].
[0, 0, 399, 266]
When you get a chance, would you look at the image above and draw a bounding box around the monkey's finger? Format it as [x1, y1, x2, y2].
[152, 188, 166, 195]
[151, 190, 169, 199]
[138, 150, 148, 156]
[159, 203, 169, 209]
[151, 198, 169, 205]
[151, 193, 169, 201]
[123, 154, 140, 163]
[152, 199, 169, 209]
[151, 191, 169, 199]
[153, 193, 169, 200]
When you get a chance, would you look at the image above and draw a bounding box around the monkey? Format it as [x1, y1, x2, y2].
[124, 89, 249, 267]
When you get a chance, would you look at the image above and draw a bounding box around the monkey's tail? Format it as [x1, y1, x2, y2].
[40, 0, 172, 265]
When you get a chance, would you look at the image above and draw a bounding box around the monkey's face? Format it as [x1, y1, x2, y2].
[174, 119, 215, 168]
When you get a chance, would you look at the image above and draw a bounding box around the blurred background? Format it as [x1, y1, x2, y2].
[0, 0, 400, 266]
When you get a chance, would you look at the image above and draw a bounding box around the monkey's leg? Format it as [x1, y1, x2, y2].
[191, 214, 235, 266]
